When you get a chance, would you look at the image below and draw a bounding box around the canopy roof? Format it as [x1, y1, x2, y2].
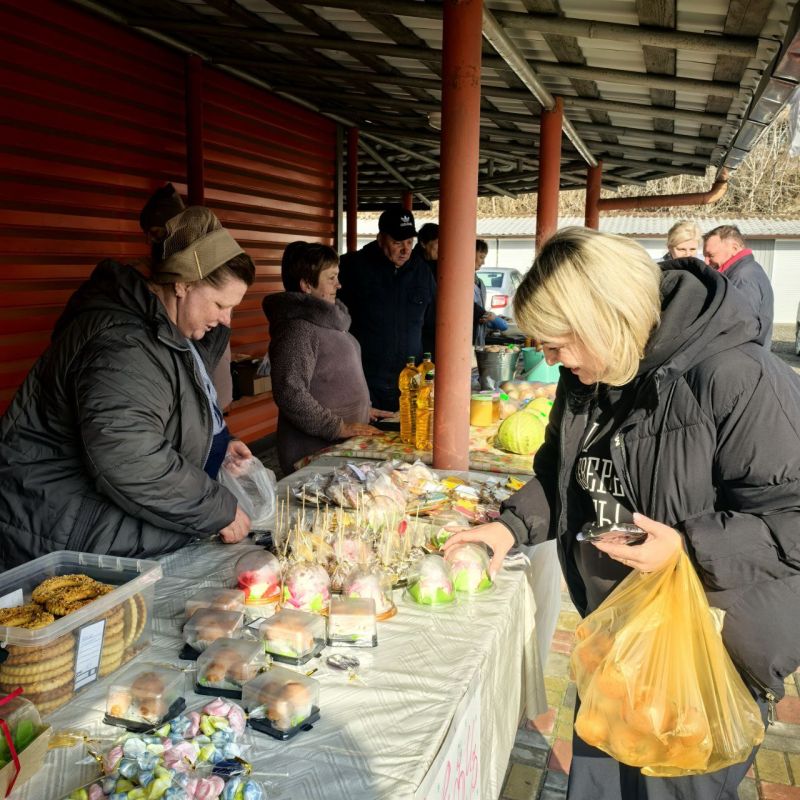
[77, 0, 800, 208]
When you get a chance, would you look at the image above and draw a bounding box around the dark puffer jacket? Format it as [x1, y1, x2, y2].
[499, 258, 800, 699]
[722, 250, 774, 348]
[0, 260, 237, 569]
[263, 292, 371, 474]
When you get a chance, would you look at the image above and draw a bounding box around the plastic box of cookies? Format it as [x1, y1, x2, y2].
[243, 666, 320, 740]
[104, 664, 186, 731]
[0, 551, 161, 718]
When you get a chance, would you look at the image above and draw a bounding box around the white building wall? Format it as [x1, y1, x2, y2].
[770, 240, 800, 324]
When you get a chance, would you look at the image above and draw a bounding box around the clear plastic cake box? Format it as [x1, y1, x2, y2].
[0, 551, 162, 716]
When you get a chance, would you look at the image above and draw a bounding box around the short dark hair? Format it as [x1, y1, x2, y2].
[281, 242, 338, 292]
[139, 183, 185, 233]
[476, 238, 489, 254]
[418, 223, 439, 245]
[203, 252, 256, 288]
[703, 224, 745, 247]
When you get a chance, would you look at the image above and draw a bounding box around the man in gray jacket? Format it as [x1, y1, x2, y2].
[703, 224, 774, 347]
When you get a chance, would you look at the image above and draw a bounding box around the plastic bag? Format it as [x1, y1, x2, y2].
[219, 456, 277, 530]
[570, 551, 764, 777]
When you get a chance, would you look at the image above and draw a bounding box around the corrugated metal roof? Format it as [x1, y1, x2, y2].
[353, 215, 800, 238]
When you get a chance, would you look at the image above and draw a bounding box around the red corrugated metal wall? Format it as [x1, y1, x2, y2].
[202, 69, 337, 441]
[0, 0, 338, 443]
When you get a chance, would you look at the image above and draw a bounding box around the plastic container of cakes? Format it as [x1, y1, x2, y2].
[256, 608, 325, 665]
[103, 664, 186, 731]
[444, 543, 494, 596]
[195, 638, 267, 698]
[181, 609, 243, 659]
[243, 666, 320, 740]
[0, 551, 161, 718]
[185, 588, 246, 618]
[403, 554, 458, 609]
[326, 597, 377, 648]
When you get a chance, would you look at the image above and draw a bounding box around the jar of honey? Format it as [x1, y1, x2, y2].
[470, 393, 494, 427]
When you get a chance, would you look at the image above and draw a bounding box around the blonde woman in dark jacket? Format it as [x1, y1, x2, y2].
[0, 208, 256, 569]
[263, 243, 390, 475]
[445, 227, 800, 800]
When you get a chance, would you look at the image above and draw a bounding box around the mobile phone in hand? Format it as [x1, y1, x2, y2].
[576, 522, 647, 546]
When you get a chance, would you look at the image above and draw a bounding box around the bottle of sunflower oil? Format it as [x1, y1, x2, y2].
[399, 357, 419, 444]
[418, 352, 435, 381]
[415, 369, 435, 450]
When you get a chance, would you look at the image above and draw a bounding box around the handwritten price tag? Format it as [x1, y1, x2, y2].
[415, 674, 481, 800]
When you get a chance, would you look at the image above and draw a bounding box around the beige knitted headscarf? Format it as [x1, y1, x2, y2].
[150, 206, 244, 284]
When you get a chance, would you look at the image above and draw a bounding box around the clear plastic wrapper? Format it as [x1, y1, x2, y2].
[327, 597, 377, 647]
[235, 550, 282, 605]
[185, 588, 246, 617]
[256, 608, 325, 665]
[196, 638, 267, 697]
[404, 555, 456, 607]
[445, 543, 493, 594]
[104, 665, 185, 729]
[244, 666, 320, 739]
[182, 609, 243, 654]
[281, 562, 330, 615]
[343, 565, 396, 620]
[0, 693, 50, 796]
[218, 455, 277, 530]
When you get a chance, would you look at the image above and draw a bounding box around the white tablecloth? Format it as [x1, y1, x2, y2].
[14, 466, 559, 800]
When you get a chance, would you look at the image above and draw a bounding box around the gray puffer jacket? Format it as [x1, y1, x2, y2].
[0, 260, 238, 569]
[500, 259, 800, 699]
[263, 292, 370, 474]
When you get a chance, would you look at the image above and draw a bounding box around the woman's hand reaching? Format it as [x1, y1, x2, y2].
[591, 512, 682, 572]
[219, 505, 251, 544]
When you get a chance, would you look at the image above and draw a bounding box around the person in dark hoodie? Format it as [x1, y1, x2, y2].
[263, 242, 390, 475]
[444, 227, 800, 800]
[0, 207, 255, 570]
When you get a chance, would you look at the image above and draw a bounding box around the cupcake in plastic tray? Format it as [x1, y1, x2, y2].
[185, 587, 246, 618]
[404, 555, 456, 607]
[343, 565, 396, 620]
[235, 550, 282, 605]
[104, 665, 185, 730]
[444, 543, 494, 595]
[256, 608, 325, 665]
[196, 637, 266, 697]
[243, 666, 320, 740]
[182, 608, 243, 655]
[281, 562, 330, 615]
[327, 596, 377, 648]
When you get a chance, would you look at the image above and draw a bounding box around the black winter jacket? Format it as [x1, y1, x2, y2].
[0, 261, 238, 569]
[338, 241, 436, 402]
[499, 259, 800, 698]
[262, 292, 371, 475]
[722, 250, 774, 348]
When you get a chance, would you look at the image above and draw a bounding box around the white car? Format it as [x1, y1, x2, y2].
[477, 267, 523, 321]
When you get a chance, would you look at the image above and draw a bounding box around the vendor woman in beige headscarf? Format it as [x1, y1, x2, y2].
[0, 207, 256, 569]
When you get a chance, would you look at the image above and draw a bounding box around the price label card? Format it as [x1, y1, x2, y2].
[0, 589, 23, 609]
[74, 619, 106, 690]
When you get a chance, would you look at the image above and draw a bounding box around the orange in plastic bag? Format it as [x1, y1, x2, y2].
[570, 551, 765, 777]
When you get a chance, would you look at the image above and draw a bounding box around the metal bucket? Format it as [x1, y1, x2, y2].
[475, 347, 519, 390]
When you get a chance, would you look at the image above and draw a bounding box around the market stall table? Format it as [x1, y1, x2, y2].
[14, 467, 554, 800]
[295, 428, 535, 475]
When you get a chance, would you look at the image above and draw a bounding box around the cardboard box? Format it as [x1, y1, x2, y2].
[0, 726, 52, 796]
[231, 356, 271, 398]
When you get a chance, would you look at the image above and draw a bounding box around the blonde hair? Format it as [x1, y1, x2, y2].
[666, 220, 702, 250]
[514, 227, 661, 386]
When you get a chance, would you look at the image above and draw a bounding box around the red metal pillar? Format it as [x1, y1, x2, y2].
[433, 0, 483, 471]
[346, 127, 359, 253]
[185, 54, 204, 206]
[401, 190, 413, 211]
[584, 159, 602, 229]
[535, 96, 563, 251]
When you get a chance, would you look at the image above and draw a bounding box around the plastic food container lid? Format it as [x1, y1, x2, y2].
[185, 588, 246, 617]
[0, 551, 161, 648]
[182, 609, 244, 650]
[257, 608, 325, 660]
[105, 665, 185, 726]
[242, 665, 320, 733]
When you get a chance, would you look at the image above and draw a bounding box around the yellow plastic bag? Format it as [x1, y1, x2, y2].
[570, 551, 765, 777]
